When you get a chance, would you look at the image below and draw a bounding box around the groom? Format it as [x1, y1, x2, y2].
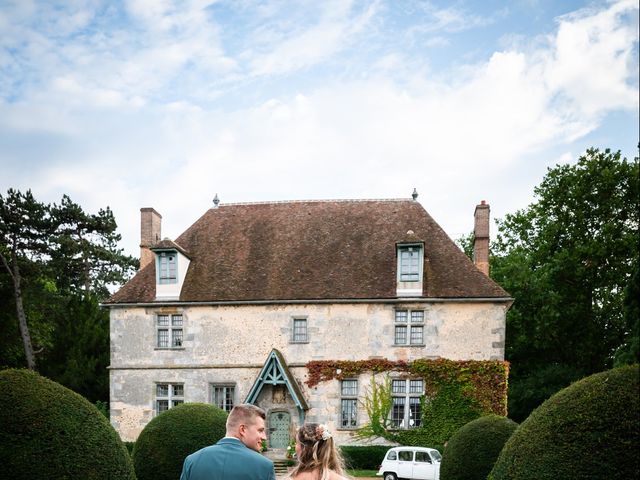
[180, 404, 276, 480]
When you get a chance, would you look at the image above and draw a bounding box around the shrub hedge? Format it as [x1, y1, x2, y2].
[0, 368, 135, 480]
[132, 402, 227, 480]
[440, 414, 517, 480]
[340, 445, 391, 470]
[489, 364, 639, 480]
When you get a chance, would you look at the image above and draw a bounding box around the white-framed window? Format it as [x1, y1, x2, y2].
[291, 317, 308, 343]
[155, 383, 184, 414]
[211, 384, 235, 412]
[397, 244, 423, 282]
[340, 379, 358, 428]
[158, 251, 177, 284]
[156, 314, 183, 348]
[394, 309, 424, 346]
[390, 379, 424, 429]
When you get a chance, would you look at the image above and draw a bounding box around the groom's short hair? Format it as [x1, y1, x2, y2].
[226, 404, 266, 431]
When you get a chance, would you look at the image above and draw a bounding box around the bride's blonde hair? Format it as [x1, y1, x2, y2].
[289, 423, 347, 480]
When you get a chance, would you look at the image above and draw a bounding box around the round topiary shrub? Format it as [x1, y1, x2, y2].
[132, 402, 228, 480]
[489, 364, 639, 480]
[0, 368, 135, 480]
[441, 414, 518, 480]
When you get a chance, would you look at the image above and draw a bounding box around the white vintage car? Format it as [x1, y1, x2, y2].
[376, 446, 442, 480]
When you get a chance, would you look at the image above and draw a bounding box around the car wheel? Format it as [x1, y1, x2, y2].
[383, 473, 397, 480]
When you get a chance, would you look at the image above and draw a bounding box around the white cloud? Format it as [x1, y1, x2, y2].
[0, 0, 638, 257]
[245, 1, 379, 76]
[404, 1, 497, 35]
[545, 0, 639, 115]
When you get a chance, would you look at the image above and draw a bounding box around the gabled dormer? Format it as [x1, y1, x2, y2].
[151, 239, 191, 301]
[396, 235, 424, 297]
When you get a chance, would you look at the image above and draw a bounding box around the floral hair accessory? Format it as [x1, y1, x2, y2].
[316, 424, 332, 441]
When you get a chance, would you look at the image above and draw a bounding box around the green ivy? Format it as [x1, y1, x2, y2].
[397, 383, 483, 448]
[306, 357, 508, 448]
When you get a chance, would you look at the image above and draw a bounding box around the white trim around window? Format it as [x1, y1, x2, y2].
[394, 309, 424, 346]
[156, 313, 184, 349]
[291, 317, 308, 343]
[390, 378, 424, 429]
[340, 379, 358, 429]
[157, 251, 178, 284]
[211, 384, 235, 412]
[397, 244, 424, 283]
[155, 383, 184, 415]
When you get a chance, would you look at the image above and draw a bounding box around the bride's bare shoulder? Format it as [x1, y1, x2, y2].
[288, 470, 350, 480]
[288, 471, 315, 480]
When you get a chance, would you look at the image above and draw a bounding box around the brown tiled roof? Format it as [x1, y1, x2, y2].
[150, 238, 191, 258]
[107, 199, 509, 304]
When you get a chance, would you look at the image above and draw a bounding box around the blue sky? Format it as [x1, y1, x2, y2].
[1, 0, 638, 257]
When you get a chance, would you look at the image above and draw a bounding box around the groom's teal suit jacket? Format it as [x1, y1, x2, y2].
[180, 437, 276, 480]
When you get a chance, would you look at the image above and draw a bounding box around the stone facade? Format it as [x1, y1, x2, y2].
[107, 199, 511, 445]
[109, 301, 507, 442]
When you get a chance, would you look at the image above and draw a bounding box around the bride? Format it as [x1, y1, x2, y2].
[284, 423, 350, 480]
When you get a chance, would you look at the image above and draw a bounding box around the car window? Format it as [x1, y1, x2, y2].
[415, 451, 432, 463]
[430, 450, 442, 462]
[387, 451, 397, 460]
[398, 450, 413, 461]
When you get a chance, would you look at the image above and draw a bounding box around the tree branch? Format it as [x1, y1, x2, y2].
[0, 250, 15, 281]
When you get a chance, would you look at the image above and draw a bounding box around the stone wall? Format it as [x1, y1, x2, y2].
[109, 301, 507, 441]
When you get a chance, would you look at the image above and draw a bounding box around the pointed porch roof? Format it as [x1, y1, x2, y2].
[245, 349, 308, 411]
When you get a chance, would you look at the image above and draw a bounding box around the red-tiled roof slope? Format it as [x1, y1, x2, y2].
[107, 199, 509, 303]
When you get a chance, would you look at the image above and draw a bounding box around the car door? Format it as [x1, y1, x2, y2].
[412, 450, 436, 480]
[397, 449, 414, 479]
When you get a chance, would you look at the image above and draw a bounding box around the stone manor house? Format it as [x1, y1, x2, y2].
[104, 196, 510, 446]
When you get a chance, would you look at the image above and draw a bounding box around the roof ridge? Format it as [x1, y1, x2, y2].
[215, 198, 415, 207]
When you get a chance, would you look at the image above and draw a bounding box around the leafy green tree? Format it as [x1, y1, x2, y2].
[39, 294, 111, 402]
[1, 189, 136, 401]
[0, 189, 53, 369]
[614, 259, 640, 366]
[491, 148, 639, 420]
[50, 195, 137, 299]
[455, 232, 474, 259]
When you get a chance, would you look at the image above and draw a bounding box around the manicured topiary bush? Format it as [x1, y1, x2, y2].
[340, 445, 391, 469]
[0, 368, 135, 480]
[441, 414, 518, 480]
[489, 364, 639, 480]
[132, 402, 228, 480]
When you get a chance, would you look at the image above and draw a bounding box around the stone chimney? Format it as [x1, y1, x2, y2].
[473, 200, 490, 276]
[140, 208, 161, 270]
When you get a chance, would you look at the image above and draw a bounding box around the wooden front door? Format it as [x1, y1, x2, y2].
[269, 411, 290, 449]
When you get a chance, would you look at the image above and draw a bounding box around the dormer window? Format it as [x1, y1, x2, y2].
[158, 251, 177, 284]
[398, 245, 423, 282]
[396, 243, 424, 297]
[152, 241, 190, 300]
